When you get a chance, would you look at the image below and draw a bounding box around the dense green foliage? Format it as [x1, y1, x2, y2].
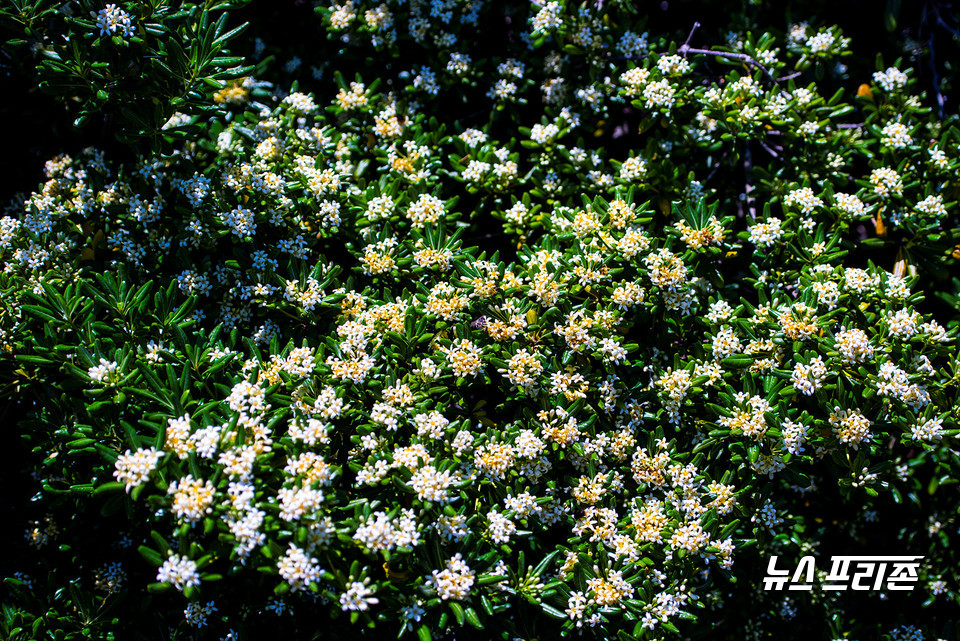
[2, 1, 960, 640]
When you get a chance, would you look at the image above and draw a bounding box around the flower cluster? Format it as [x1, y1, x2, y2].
[3, 5, 959, 641]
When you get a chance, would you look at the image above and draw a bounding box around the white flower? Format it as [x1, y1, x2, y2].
[791, 357, 827, 395]
[881, 121, 912, 148]
[911, 417, 944, 442]
[643, 79, 677, 109]
[459, 128, 487, 147]
[835, 328, 873, 363]
[282, 92, 317, 114]
[870, 167, 903, 198]
[834, 193, 865, 218]
[806, 30, 837, 54]
[657, 54, 690, 76]
[277, 544, 323, 591]
[530, 123, 560, 145]
[340, 580, 379, 611]
[798, 121, 819, 136]
[619, 67, 650, 95]
[619, 156, 647, 181]
[532, 1, 562, 32]
[887, 308, 920, 339]
[447, 52, 472, 75]
[427, 553, 475, 601]
[784, 187, 823, 214]
[88, 358, 120, 386]
[144, 340, 163, 363]
[157, 554, 200, 592]
[598, 338, 628, 363]
[748, 217, 784, 248]
[487, 509, 516, 543]
[94, 4, 135, 38]
[873, 67, 908, 92]
[410, 465, 454, 503]
[916, 194, 947, 218]
[114, 447, 163, 491]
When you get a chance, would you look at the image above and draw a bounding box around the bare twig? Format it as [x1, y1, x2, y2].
[681, 22, 701, 52]
[758, 140, 780, 158]
[929, 0, 960, 38]
[921, 0, 955, 118]
[612, 45, 792, 99]
[777, 71, 802, 82]
[743, 144, 756, 220]
[678, 45, 788, 97]
[927, 32, 946, 119]
[704, 150, 729, 184]
[611, 23, 790, 97]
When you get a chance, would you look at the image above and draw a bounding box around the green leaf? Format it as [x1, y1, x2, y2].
[93, 481, 125, 495]
[14, 354, 54, 366]
[449, 602, 465, 626]
[541, 603, 567, 619]
[885, 0, 900, 31]
[721, 355, 755, 368]
[139, 546, 164, 567]
[464, 606, 483, 629]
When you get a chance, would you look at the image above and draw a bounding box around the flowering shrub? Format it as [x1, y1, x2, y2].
[2, 2, 960, 641]
[0, 0, 254, 147]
